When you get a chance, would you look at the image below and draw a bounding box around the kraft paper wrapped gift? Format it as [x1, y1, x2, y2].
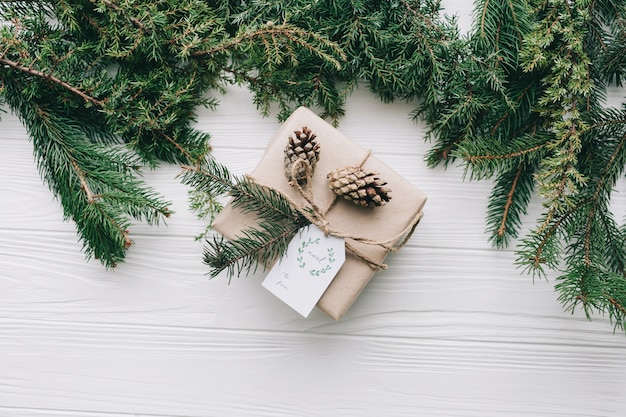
[212, 107, 427, 320]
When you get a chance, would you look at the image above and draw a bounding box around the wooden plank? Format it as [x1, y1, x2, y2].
[0, 318, 625, 416]
[2, 1, 626, 414]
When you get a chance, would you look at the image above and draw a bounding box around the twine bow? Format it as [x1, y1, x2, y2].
[279, 150, 421, 270]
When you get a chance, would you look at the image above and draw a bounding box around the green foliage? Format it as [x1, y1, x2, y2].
[0, 0, 345, 266]
[1, 0, 452, 267]
[423, 0, 626, 331]
[212, 0, 456, 121]
[4, 0, 625, 333]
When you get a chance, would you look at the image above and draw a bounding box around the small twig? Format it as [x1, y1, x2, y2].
[607, 295, 626, 316]
[70, 159, 97, 204]
[497, 163, 524, 239]
[157, 130, 194, 162]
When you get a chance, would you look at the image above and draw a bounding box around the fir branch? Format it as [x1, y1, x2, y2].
[556, 266, 626, 332]
[70, 157, 97, 203]
[515, 208, 573, 277]
[464, 142, 546, 163]
[455, 132, 550, 180]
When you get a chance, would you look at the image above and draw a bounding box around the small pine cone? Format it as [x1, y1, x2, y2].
[284, 126, 320, 184]
[327, 166, 392, 207]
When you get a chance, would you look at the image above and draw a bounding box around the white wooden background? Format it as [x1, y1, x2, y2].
[2, 3, 626, 416]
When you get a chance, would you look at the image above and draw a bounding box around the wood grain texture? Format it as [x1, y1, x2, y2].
[2, 2, 626, 415]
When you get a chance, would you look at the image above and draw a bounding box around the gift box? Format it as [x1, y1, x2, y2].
[212, 107, 427, 320]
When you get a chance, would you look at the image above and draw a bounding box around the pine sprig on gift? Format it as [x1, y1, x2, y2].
[422, 0, 626, 331]
[179, 160, 310, 278]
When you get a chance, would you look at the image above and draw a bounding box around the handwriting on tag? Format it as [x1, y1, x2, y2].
[262, 225, 346, 317]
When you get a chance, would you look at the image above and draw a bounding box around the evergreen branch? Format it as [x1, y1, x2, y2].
[179, 160, 234, 199]
[156, 129, 195, 163]
[489, 81, 536, 136]
[0, 56, 105, 107]
[426, 137, 465, 165]
[181, 157, 313, 279]
[555, 266, 626, 332]
[608, 295, 626, 317]
[590, 132, 626, 203]
[9, 95, 171, 267]
[600, 210, 626, 275]
[516, 207, 574, 276]
[580, 131, 626, 267]
[180, 160, 308, 226]
[231, 176, 307, 224]
[479, 0, 495, 40]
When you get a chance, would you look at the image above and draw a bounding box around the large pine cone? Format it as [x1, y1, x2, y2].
[284, 126, 320, 184]
[327, 166, 392, 207]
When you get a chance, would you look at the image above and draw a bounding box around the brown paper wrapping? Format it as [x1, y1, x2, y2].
[212, 107, 427, 320]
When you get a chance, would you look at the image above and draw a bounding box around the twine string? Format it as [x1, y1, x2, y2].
[279, 150, 421, 270]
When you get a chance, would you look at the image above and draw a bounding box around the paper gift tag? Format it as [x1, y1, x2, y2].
[262, 225, 346, 317]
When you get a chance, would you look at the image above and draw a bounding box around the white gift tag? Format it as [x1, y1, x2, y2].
[262, 225, 346, 317]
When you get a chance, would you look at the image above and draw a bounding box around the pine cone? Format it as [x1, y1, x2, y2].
[284, 126, 320, 184]
[327, 166, 392, 207]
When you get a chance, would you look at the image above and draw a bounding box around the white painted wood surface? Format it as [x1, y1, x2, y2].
[2, 2, 626, 416]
